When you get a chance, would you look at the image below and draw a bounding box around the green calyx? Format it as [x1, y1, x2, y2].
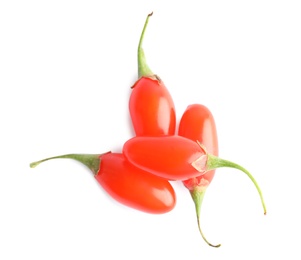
[190, 188, 221, 248]
[138, 12, 154, 78]
[30, 152, 109, 175]
[205, 153, 267, 215]
[190, 150, 267, 248]
[192, 141, 267, 215]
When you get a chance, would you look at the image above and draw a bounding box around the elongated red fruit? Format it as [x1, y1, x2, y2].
[30, 152, 176, 214]
[129, 12, 176, 136]
[179, 104, 220, 247]
[122, 135, 266, 215]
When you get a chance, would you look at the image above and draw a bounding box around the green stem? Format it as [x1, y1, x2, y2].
[190, 189, 221, 248]
[29, 153, 109, 175]
[138, 12, 154, 78]
[206, 154, 267, 215]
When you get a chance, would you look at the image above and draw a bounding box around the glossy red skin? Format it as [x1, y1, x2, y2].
[123, 135, 207, 181]
[178, 104, 218, 190]
[129, 76, 176, 136]
[95, 152, 176, 214]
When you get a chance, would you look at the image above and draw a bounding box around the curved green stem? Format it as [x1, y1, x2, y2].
[138, 12, 154, 78]
[190, 189, 221, 248]
[30, 153, 109, 175]
[206, 154, 267, 215]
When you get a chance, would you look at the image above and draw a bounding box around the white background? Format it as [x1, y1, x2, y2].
[1, 0, 301, 259]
